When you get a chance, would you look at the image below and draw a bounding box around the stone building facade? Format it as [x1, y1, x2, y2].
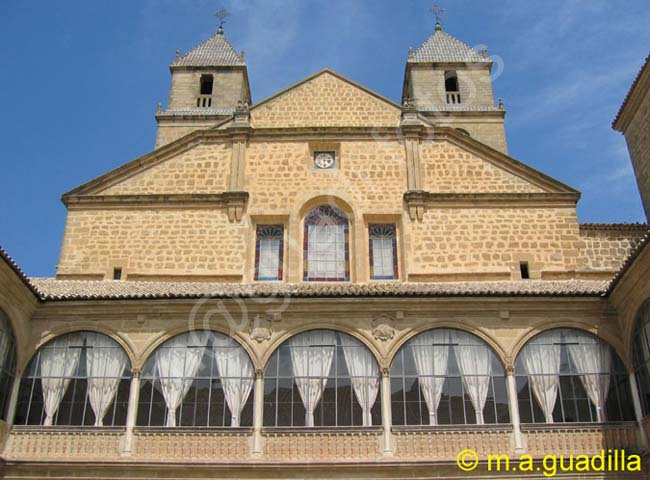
[0, 21, 649, 480]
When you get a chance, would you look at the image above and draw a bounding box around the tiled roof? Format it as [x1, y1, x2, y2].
[607, 229, 650, 294]
[613, 54, 650, 129]
[30, 278, 609, 301]
[579, 222, 649, 231]
[409, 26, 491, 64]
[172, 32, 245, 67]
[0, 245, 40, 298]
[157, 108, 234, 117]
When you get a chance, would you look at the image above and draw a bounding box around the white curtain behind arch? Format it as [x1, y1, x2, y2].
[0, 314, 12, 367]
[451, 331, 492, 425]
[211, 334, 254, 427]
[40, 333, 84, 426]
[520, 331, 562, 423]
[155, 331, 210, 427]
[289, 330, 336, 427]
[85, 332, 129, 426]
[565, 331, 612, 422]
[411, 330, 450, 425]
[339, 335, 379, 426]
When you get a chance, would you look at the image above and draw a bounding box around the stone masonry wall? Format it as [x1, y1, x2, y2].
[408, 206, 581, 277]
[624, 85, 650, 221]
[250, 72, 402, 129]
[576, 225, 647, 272]
[419, 141, 538, 192]
[409, 65, 495, 108]
[168, 69, 246, 111]
[57, 208, 246, 278]
[99, 143, 230, 195]
[245, 140, 407, 211]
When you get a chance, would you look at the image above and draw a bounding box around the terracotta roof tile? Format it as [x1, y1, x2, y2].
[0, 245, 40, 299]
[606, 229, 650, 294]
[613, 54, 650, 129]
[30, 278, 609, 301]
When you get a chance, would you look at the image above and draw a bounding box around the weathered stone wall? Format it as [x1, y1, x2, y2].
[624, 84, 650, 221]
[167, 69, 246, 111]
[155, 120, 225, 149]
[576, 225, 647, 272]
[408, 206, 580, 279]
[430, 117, 508, 153]
[246, 139, 407, 211]
[409, 65, 495, 107]
[419, 141, 537, 192]
[57, 208, 246, 279]
[250, 72, 402, 129]
[99, 143, 231, 195]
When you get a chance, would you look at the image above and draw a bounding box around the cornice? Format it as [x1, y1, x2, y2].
[613, 54, 650, 132]
[62, 192, 249, 211]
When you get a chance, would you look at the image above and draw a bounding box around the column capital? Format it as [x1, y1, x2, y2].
[255, 368, 264, 380]
[131, 368, 142, 378]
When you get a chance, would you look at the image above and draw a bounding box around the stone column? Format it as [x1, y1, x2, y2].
[5, 371, 22, 425]
[629, 372, 649, 449]
[381, 368, 393, 455]
[252, 369, 265, 456]
[122, 368, 141, 454]
[506, 367, 525, 453]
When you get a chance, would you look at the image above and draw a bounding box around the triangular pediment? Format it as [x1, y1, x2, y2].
[248, 69, 403, 129]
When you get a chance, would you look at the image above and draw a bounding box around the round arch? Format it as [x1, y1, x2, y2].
[295, 194, 357, 223]
[388, 323, 508, 370]
[24, 324, 137, 374]
[261, 324, 382, 370]
[513, 326, 634, 424]
[15, 330, 132, 427]
[263, 327, 382, 427]
[510, 322, 626, 370]
[138, 325, 257, 371]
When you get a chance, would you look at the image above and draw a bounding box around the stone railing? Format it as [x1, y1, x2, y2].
[392, 425, 512, 460]
[522, 422, 642, 457]
[196, 95, 213, 108]
[1, 423, 644, 464]
[262, 428, 383, 462]
[2, 426, 124, 461]
[446, 91, 462, 104]
[133, 428, 251, 463]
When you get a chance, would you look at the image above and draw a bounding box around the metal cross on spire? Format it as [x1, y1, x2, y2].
[214, 7, 230, 34]
[431, 4, 445, 30]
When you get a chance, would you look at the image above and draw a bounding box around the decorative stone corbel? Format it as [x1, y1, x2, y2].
[404, 190, 426, 222]
[223, 191, 249, 222]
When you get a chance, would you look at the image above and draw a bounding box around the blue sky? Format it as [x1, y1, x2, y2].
[1, 0, 649, 277]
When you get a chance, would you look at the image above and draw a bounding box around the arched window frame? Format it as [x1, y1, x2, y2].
[633, 300, 650, 416]
[15, 331, 131, 427]
[303, 206, 350, 282]
[137, 330, 255, 428]
[0, 310, 16, 421]
[264, 330, 381, 427]
[515, 328, 634, 424]
[390, 328, 509, 426]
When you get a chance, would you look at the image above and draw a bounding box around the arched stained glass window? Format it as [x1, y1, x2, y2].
[303, 206, 350, 282]
[15, 332, 131, 426]
[0, 310, 16, 420]
[137, 331, 254, 428]
[264, 330, 381, 427]
[515, 328, 634, 423]
[391, 329, 509, 425]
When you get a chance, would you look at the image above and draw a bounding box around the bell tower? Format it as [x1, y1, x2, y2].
[155, 9, 251, 148]
[402, 13, 508, 153]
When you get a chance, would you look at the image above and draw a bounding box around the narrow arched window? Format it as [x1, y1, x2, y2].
[391, 329, 509, 425]
[264, 330, 380, 427]
[444, 71, 461, 104]
[137, 331, 254, 427]
[633, 300, 650, 415]
[200, 74, 214, 95]
[444, 71, 459, 92]
[516, 329, 634, 423]
[15, 332, 131, 426]
[0, 310, 16, 420]
[304, 206, 350, 281]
